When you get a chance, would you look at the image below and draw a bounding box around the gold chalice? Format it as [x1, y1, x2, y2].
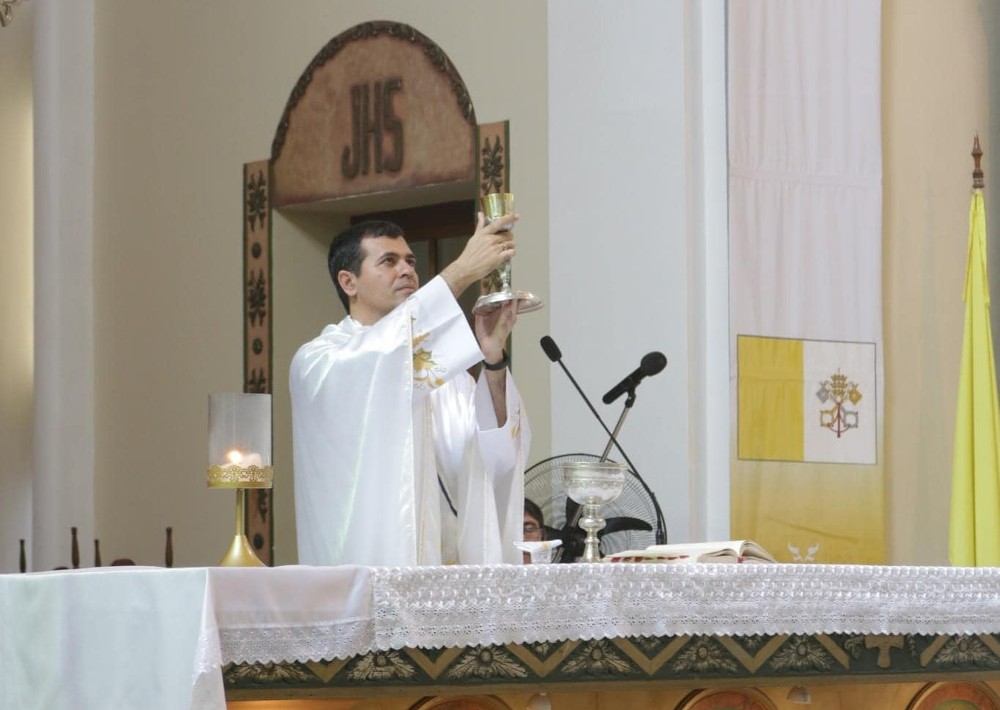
[473, 192, 543, 315]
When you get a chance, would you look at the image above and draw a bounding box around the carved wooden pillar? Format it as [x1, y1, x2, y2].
[476, 121, 510, 198]
[242, 159, 273, 566]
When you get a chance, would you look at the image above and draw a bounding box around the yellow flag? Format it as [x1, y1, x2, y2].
[949, 190, 1000, 566]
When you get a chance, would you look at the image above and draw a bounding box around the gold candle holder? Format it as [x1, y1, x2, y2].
[472, 192, 543, 315]
[207, 393, 273, 567]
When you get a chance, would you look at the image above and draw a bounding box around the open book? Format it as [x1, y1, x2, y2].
[604, 539, 776, 564]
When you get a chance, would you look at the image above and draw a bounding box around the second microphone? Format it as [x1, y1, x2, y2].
[602, 352, 668, 405]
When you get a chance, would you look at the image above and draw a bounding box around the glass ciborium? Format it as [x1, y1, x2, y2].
[563, 460, 628, 562]
[472, 192, 544, 315]
[207, 392, 273, 567]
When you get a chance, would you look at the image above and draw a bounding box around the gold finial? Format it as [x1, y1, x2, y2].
[973, 134, 985, 189]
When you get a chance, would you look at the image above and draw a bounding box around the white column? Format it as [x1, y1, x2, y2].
[548, 0, 728, 543]
[33, 0, 95, 571]
[684, 0, 730, 541]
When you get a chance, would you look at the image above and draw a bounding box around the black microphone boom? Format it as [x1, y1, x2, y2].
[602, 352, 667, 405]
[541, 338, 617, 453]
[539, 335, 667, 544]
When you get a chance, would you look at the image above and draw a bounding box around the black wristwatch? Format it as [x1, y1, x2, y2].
[482, 351, 509, 371]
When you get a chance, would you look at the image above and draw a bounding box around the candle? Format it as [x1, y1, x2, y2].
[224, 449, 263, 468]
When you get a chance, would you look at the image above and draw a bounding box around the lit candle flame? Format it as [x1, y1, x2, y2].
[226, 449, 243, 465]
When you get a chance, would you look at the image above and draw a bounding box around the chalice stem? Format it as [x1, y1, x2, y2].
[581, 503, 606, 563]
[500, 262, 512, 292]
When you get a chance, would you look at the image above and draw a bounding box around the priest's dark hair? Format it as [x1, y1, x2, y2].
[328, 220, 406, 311]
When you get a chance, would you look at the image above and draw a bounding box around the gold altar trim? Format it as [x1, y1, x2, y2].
[207, 465, 274, 489]
[224, 631, 1000, 701]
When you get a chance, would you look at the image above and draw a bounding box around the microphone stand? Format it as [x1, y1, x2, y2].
[601, 386, 667, 545]
[600, 390, 636, 461]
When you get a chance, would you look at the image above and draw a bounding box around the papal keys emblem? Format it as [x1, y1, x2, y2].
[816, 370, 862, 438]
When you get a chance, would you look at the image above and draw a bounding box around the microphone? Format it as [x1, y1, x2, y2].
[539, 334, 562, 362]
[602, 352, 668, 405]
[540, 335, 666, 544]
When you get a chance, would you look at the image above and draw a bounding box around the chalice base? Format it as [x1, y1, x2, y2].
[473, 289, 544, 316]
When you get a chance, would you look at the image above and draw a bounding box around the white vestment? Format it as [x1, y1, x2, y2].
[290, 276, 530, 567]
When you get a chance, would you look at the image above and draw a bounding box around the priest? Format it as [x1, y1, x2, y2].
[290, 215, 531, 567]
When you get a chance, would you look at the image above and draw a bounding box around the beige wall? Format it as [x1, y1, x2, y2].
[0, 2, 33, 573]
[883, 0, 997, 564]
[91, 1, 548, 566]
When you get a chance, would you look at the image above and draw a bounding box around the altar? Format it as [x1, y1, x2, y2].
[5, 563, 1000, 710]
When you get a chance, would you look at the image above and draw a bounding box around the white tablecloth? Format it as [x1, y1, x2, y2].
[0, 565, 369, 710]
[5, 563, 1000, 710]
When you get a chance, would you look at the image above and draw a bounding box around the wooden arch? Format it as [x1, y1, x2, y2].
[239, 21, 511, 564]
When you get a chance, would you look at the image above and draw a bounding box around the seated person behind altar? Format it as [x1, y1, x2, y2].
[522, 498, 547, 564]
[290, 217, 531, 567]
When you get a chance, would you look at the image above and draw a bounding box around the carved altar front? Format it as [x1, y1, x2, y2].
[221, 563, 1000, 709]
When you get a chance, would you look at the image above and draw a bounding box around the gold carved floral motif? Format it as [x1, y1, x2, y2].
[206, 465, 273, 489]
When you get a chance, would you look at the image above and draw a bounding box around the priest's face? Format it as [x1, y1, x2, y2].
[343, 235, 419, 324]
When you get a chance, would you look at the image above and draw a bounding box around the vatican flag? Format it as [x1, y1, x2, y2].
[949, 189, 1000, 567]
[738, 336, 877, 465]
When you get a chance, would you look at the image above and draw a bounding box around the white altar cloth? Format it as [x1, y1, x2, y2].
[370, 562, 1000, 650]
[5, 563, 1000, 710]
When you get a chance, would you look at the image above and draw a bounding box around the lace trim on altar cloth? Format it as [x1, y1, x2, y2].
[370, 563, 1000, 652]
[219, 618, 375, 664]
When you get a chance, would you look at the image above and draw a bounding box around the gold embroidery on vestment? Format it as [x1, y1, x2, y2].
[412, 330, 446, 390]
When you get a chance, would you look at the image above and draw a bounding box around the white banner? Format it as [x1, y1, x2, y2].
[728, 0, 885, 562]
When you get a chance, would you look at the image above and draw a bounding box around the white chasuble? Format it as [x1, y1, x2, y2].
[290, 276, 530, 567]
